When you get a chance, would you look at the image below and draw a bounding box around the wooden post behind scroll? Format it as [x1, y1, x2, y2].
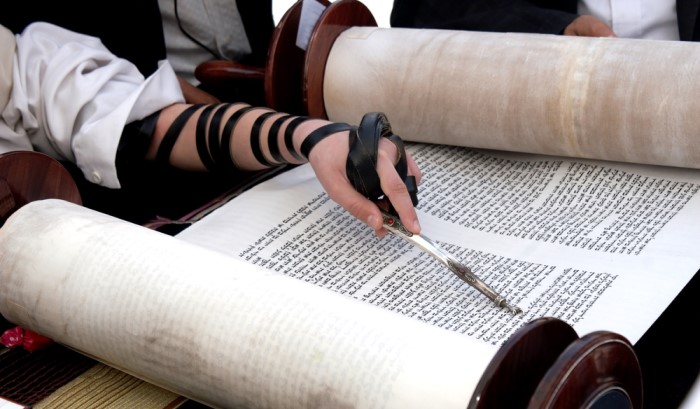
[262, 0, 377, 116]
[302, 0, 374, 119]
[193, 0, 376, 116]
[192, 0, 330, 115]
[264, 0, 326, 116]
[0, 151, 81, 226]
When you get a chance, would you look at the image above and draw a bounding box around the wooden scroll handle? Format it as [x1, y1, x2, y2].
[302, 0, 377, 119]
[266, 0, 364, 116]
[194, 0, 373, 117]
[529, 330, 642, 408]
[469, 317, 578, 409]
[0, 151, 81, 225]
[469, 317, 643, 409]
[264, 0, 324, 116]
[192, 1, 322, 115]
[194, 61, 266, 85]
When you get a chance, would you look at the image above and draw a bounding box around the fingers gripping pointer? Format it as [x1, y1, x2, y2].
[305, 112, 422, 236]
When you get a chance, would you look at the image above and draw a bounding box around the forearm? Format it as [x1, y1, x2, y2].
[145, 103, 347, 172]
[144, 103, 421, 235]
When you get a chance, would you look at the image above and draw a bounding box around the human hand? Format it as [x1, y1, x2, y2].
[563, 15, 616, 37]
[306, 130, 422, 237]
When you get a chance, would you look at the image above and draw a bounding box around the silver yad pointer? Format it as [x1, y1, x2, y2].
[381, 212, 523, 316]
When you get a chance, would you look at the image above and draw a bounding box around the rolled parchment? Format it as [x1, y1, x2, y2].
[323, 27, 700, 169]
[0, 199, 495, 409]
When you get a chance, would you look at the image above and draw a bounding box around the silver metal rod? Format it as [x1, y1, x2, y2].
[382, 212, 523, 315]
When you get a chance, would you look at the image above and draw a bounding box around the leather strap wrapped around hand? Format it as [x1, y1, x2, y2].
[346, 112, 418, 213]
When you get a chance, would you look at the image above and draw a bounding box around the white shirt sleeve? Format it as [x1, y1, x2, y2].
[578, 0, 679, 40]
[0, 22, 185, 189]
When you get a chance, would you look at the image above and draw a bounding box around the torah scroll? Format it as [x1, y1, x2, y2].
[0, 199, 495, 409]
[321, 27, 700, 169]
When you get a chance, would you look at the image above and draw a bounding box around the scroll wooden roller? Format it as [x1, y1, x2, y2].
[263, 0, 700, 171]
[472, 316, 642, 409]
[194, 0, 377, 117]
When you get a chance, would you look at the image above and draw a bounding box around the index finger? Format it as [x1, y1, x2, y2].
[376, 156, 421, 233]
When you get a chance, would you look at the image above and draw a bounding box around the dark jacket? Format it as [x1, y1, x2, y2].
[391, 0, 700, 41]
[0, 0, 167, 76]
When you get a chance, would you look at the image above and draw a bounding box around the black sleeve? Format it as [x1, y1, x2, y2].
[0, 0, 167, 76]
[236, 0, 275, 66]
[391, 0, 579, 35]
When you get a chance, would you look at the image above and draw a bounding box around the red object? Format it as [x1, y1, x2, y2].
[1, 326, 53, 352]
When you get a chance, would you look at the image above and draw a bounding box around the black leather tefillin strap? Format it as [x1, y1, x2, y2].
[346, 112, 418, 214]
[300, 122, 356, 159]
[297, 112, 418, 214]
